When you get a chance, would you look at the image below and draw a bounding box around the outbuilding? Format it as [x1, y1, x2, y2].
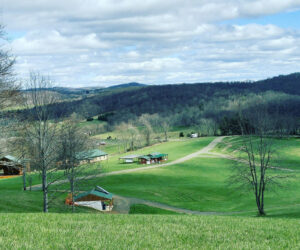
[0, 155, 23, 175]
[138, 152, 168, 164]
[119, 154, 141, 163]
[76, 149, 108, 164]
[73, 186, 113, 211]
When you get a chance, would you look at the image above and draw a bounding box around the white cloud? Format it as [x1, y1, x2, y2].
[1, 0, 300, 86]
[12, 31, 109, 55]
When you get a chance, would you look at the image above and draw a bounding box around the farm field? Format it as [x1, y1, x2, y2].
[1, 133, 300, 248]
[0, 137, 214, 212]
[1, 213, 300, 249]
[45, 135, 300, 217]
[83, 156, 300, 217]
[213, 136, 300, 170]
[2, 135, 299, 217]
[98, 137, 214, 172]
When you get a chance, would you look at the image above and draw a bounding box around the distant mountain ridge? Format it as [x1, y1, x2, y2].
[14, 72, 300, 126]
[23, 82, 146, 96]
[106, 82, 147, 89]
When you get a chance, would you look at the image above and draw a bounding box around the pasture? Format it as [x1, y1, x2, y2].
[213, 136, 300, 170]
[0, 137, 213, 212]
[1, 135, 300, 249]
[82, 156, 300, 217]
[97, 136, 214, 172]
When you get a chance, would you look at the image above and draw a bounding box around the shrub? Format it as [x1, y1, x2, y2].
[86, 117, 94, 121]
[179, 132, 184, 137]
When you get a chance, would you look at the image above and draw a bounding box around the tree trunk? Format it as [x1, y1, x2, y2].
[164, 131, 168, 142]
[42, 168, 48, 213]
[22, 167, 26, 191]
[71, 167, 75, 213]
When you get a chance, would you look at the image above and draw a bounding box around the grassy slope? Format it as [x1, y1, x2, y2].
[1, 135, 300, 248]
[0, 173, 97, 213]
[129, 204, 179, 214]
[0, 176, 43, 212]
[1, 136, 299, 217]
[0, 137, 213, 212]
[213, 136, 300, 170]
[88, 157, 300, 216]
[0, 213, 300, 249]
[99, 137, 214, 172]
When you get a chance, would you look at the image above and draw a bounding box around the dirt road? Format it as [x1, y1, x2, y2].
[31, 136, 226, 190]
[112, 195, 222, 215]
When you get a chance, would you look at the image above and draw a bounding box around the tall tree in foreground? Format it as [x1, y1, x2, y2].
[0, 24, 20, 156]
[0, 25, 19, 111]
[232, 104, 291, 216]
[22, 72, 60, 212]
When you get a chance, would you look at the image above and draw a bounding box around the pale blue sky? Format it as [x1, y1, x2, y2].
[222, 9, 300, 28]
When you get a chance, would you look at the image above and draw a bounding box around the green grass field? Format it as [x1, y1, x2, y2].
[1, 135, 300, 248]
[129, 204, 179, 214]
[0, 137, 213, 212]
[82, 156, 300, 217]
[0, 213, 300, 249]
[213, 136, 300, 170]
[98, 137, 214, 172]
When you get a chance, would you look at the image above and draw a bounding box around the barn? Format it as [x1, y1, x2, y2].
[0, 155, 23, 175]
[73, 186, 113, 211]
[75, 149, 108, 164]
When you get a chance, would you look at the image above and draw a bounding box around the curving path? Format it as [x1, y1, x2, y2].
[113, 195, 222, 215]
[31, 136, 226, 190]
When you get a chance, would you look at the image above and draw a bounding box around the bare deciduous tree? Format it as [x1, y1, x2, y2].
[231, 104, 291, 216]
[116, 122, 140, 152]
[22, 72, 61, 212]
[139, 114, 154, 146]
[0, 25, 19, 111]
[161, 120, 170, 142]
[0, 25, 20, 157]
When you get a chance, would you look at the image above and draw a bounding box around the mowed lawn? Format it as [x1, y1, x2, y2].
[1, 213, 300, 249]
[98, 137, 214, 172]
[0, 175, 100, 213]
[87, 156, 300, 217]
[213, 136, 300, 170]
[1, 135, 299, 217]
[0, 176, 43, 213]
[0, 137, 214, 212]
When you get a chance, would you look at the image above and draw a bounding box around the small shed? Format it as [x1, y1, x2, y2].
[74, 186, 113, 211]
[76, 149, 108, 164]
[138, 152, 168, 164]
[0, 155, 23, 175]
[119, 154, 141, 163]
